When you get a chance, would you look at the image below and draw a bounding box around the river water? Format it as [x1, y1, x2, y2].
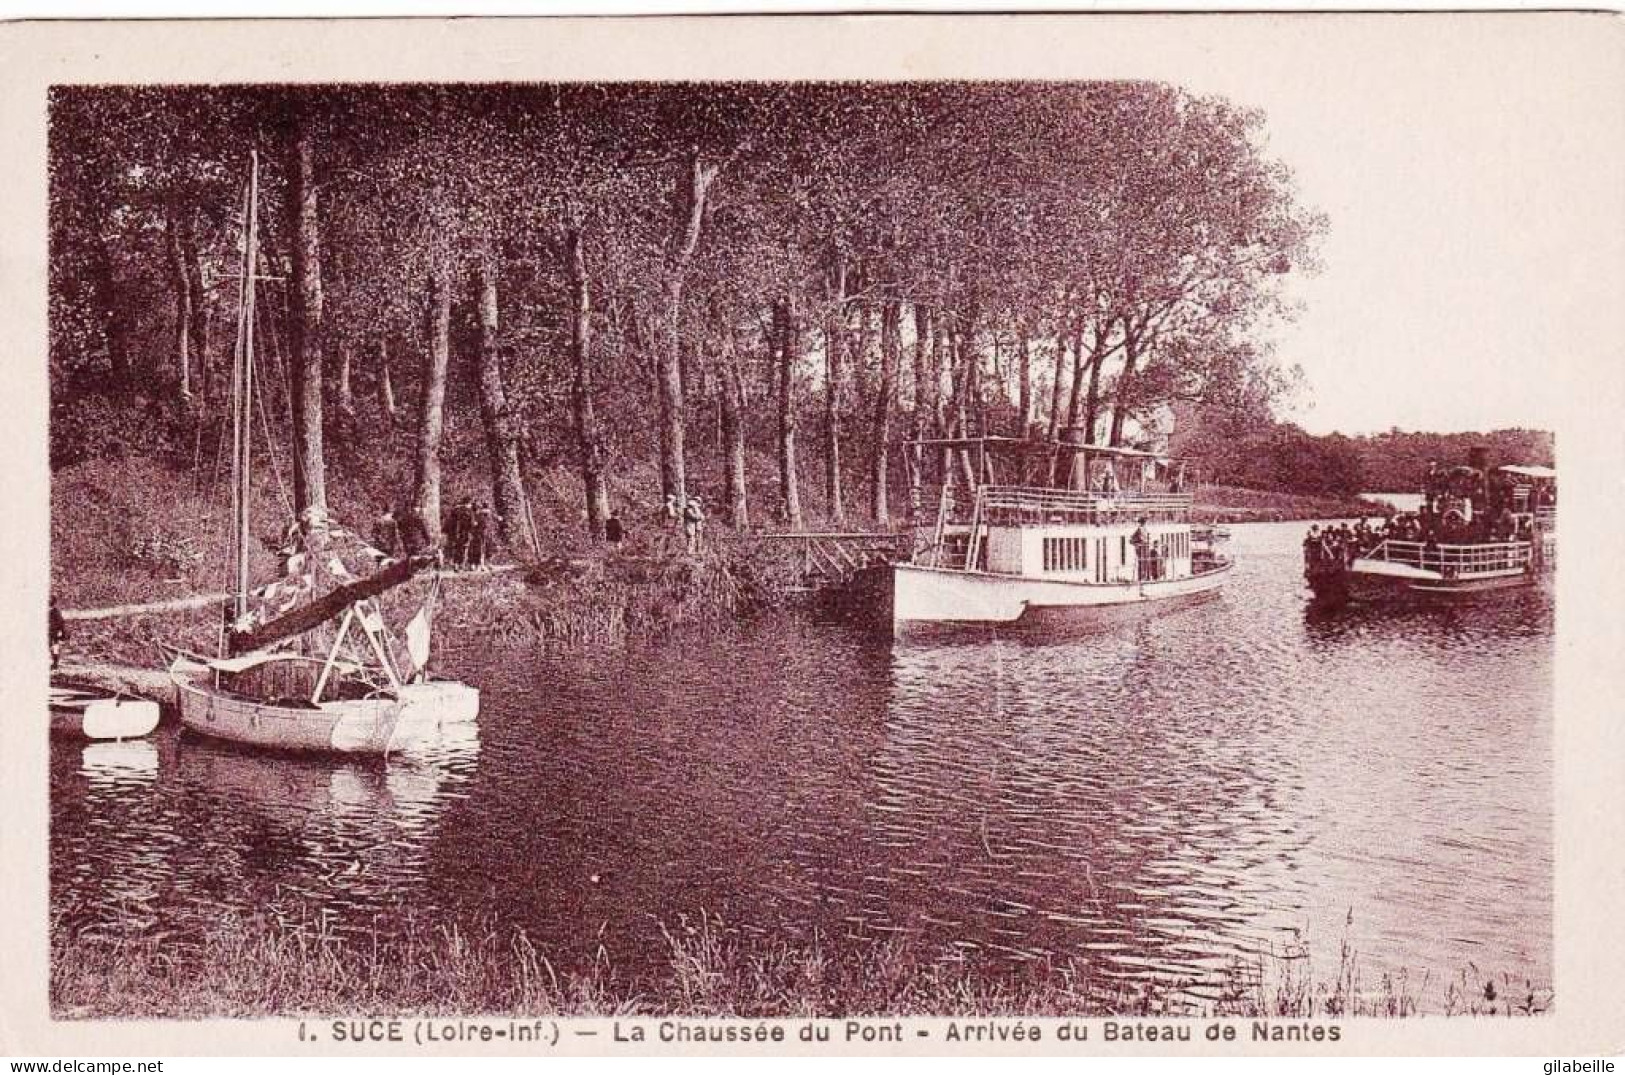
[50, 522, 1553, 1009]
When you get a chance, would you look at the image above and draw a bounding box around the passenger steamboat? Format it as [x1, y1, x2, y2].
[1303, 449, 1555, 604]
[888, 429, 1230, 633]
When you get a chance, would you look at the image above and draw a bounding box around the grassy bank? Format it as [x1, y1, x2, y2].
[49, 451, 1385, 668]
[50, 909, 1548, 1020]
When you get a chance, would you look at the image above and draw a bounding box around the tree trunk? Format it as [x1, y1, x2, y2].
[1082, 323, 1109, 444]
[163, 211, 193, 406]
[1048, 346, 1067, 436]
[718, 320, 749, 529]
[376, 335, 397, 416]
[909, 304, 935, 511]
[824, 257, 847, 526]
[336, 341, 355, 416]
[655, 154, 720, 504]
[474, 250, 529, 551]
[871, 296, 901, 524]
[1017, 324, 1033, 434]
[1109, 322, 1141, 447]
[1066, 319, 1091, 429]
[775, 297, 804, 530]
[567, 227, 610, 542]
[413, 267, 452, 548]
[182, 216, 209, 400]
[286, 118, 328, 516]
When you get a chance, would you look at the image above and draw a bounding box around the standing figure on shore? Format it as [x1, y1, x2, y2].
[445, 497, 473, 568]
[605, 512, 625, 545]
[472, 503, 501, 568]
[49, 595, 67, 670]
[682, 495, 706, 553]
[397, 499, 430, 557]
[371, 505, 400, 558]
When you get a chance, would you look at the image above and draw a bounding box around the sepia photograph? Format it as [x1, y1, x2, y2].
[5, 10, 1624, 1059]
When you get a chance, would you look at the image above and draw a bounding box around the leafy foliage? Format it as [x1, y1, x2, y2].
[50, 82, 1328, 525]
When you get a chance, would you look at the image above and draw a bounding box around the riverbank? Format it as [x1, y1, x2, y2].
[49, 908, 1545, 1020]
[1192, 485, 1390, 524]
[48, 451, 1381, 668]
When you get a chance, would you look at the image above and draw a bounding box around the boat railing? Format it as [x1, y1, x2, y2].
[1535, 507, 1556, 531]
[1360, 539, 1532, 575]
[975, 485, 1193, 525]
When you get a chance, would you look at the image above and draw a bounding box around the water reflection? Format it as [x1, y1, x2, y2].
[80, 739, 159, 788]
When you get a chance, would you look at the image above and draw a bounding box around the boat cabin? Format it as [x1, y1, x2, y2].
[903, 431, 1207, 583]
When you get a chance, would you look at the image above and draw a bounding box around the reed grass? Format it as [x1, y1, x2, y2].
[440, 529, 805, 651]
[50, 907, 1549, 1021]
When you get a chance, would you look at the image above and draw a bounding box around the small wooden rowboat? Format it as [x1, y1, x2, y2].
[49, 683, 161, 741]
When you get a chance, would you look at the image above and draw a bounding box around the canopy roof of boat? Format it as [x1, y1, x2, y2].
[897, 435, 1178, 461]
[1498, 464, 1557, 479]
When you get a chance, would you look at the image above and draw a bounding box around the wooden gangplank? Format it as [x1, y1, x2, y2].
[757, 531, 909, 589]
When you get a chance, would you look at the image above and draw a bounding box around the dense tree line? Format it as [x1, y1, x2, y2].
[49, 82, 1324, 546]
[1173, 394, 1555, 498]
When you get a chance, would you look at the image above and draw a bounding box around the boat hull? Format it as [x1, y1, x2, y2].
[892, 560, 1231, 632]
[174, 674, 446, 755]
[1309, 560, 1541, 604]
[398, 679, 480, 724]
[49, 691, 161, 741]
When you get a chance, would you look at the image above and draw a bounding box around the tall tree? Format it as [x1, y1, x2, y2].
[823, 255, 849, 526]
[566, 225, 612, 541]
[774, 296, 804, 530]
[285, 110, 328, 515]
[412, 264, 452, 547]
[474, 248, 531, 550]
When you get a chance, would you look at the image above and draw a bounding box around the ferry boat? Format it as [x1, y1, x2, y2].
[888, 431, 1231, 633]
[1304, 453, 1554, 604]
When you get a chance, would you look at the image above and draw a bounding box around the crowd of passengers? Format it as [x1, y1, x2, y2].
[1303, 464, 1553, 572]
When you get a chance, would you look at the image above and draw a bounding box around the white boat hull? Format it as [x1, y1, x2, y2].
[49, 691, 161, 741]
[399, 679, 480, 724]
[174, 674, 450, 755]
[892, 560, 1231, 631]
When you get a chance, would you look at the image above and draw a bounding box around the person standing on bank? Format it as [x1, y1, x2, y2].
[605, 512, 625, 545]
[372, 505, 400, 558]
[682, 495, 706, 553]
[444, 498, 471, 568]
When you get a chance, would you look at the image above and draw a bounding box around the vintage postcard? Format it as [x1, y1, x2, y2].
[2, 11, 1622, 1060]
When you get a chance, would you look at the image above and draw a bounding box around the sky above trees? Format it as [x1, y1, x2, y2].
[1168, 16, 1611, 436]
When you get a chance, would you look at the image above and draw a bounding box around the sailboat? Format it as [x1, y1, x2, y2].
[168, 151, 479, 755]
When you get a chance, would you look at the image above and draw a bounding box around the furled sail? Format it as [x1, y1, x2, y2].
[221, 512, 434, 702]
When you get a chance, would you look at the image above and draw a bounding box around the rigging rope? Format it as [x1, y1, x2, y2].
[253, 283, 296, 522]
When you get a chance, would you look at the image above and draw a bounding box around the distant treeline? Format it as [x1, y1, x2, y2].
[1179, 413, 1554, 498]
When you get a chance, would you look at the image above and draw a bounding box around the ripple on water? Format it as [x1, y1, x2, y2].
[50, 523, 1553, 1008]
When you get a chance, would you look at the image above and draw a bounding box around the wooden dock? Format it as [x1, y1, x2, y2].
[757, 531, 909, 590]
[55, 663, 177, 705]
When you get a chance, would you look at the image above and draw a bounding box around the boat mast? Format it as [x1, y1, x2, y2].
[231, 151, 261, 622]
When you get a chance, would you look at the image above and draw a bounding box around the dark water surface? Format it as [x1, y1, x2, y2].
[51, 523, 1553, 1007]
